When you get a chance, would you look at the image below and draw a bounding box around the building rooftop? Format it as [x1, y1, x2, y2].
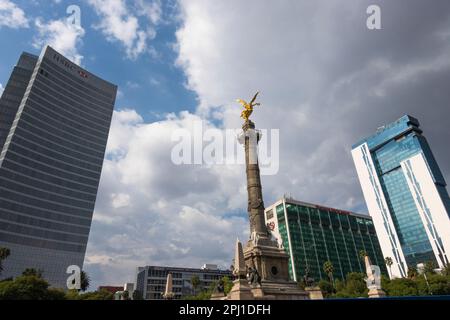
[267, 196, 371, 219]
[352, 114, 421, 151]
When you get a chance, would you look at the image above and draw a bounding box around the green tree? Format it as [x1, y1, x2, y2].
[359, 250, 367, 261]
[407, 265, 418, 280]
[68, 289, 113, 300]
[442, 263, 450, 277]
[122, 290, 130, 300]
[222, 276, 233, 295]
[190, 275, 201, 295]
[132, 290, 143, 300]
[0, 275, 65, 300]
[318, 279, 335, 298]
[22, 268, 43, 278]
[384, 277, 418, 297]
[323, 261, 334, 285]
[334, 272, 368, 298]
[423, 260, 437, 274]
[80, 271, 90, 292]
[384, 257, 393, 278]
[0, 247, 10, 275]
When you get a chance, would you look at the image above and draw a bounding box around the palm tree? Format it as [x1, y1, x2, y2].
[0, 247, 11, 275]
[407, 265, 418, 279]
[22, 268, 43, 277]
[359, 250, 367, 261]
[384, 257, 393, 278]
[80, 271, 90, 292]
[323, 261, 334, 286]
[190, 275, 201, 295]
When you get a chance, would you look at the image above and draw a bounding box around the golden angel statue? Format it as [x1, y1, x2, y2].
[236, 91, 260, 121]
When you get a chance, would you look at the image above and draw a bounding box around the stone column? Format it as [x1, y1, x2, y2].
[238, 120, 267, 238]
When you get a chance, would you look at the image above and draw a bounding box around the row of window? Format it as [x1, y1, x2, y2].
[14, 128, 103, 167]
[26, 97, 109, 139]
[2, 159, 98, 193]
[0, 208, 90, 235]
[12, 134, 102, 173]
[31, 85, 112, 127]
[7, 142, 100, 181]
[36, 67, 114, 112]
[16, 116, 106, 159]
[0, 230, 86, 253]
[0, 187, 93, 216]
[0, 197, 92, 226]
[34, 76, 113, 121]
[0, 220, 88, 244]
[0, 169, 97, 203]
[0, 176, 95, 210]
[23, 101, 108, 146]
[41, 59, 115, 102]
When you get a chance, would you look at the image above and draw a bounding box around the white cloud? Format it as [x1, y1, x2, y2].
[88, 0, 160, 60]
[33, 18, 85, 65]
[0, 83, 4, 97]
[111, 193, 130, 208]
[85, 109, 248, 287]
[0, 0, 29, 29]
[85, 1, 450, 288]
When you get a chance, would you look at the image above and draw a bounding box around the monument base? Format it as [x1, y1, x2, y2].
[210, 292, 227, 300]
[231, 235, 309, 300]
[368, 288, 386, 298]
[305, 286, 324, 300]
[228, 279, 254, 300]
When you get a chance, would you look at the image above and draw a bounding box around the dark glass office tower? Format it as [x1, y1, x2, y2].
[0, 46, 117, 287]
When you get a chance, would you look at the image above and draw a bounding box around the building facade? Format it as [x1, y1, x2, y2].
[265, 197, 387, 282]
[135, 265, 232, 300]
[0, 46, 117, 287]
[352, 115, 450, 278]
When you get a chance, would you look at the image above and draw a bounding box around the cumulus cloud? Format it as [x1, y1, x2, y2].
[88, 0, 161, 60]
[0, 0, 29, 29]
[33, 17, 85, 64]
[85, 109, 248, 287]
[85, 0, 450, 288]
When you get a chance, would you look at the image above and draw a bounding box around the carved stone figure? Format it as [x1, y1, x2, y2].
[247, 266, 262, 286]
[303, 264, 315, 287]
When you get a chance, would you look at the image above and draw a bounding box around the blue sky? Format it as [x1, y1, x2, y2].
[0, 0, 197, 122]
[1, 0, 450, 290]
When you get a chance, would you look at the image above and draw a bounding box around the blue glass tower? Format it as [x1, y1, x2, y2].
[352, 115, 450, 278]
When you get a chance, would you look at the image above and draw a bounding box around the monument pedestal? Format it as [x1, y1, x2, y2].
[210, 292, 227, 300]
[228, 279, 254, 300]
[305, 286, 324, 300]
[243, 236, 309, 300]
[368, 288, 386, 298]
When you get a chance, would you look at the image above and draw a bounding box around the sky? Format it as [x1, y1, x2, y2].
[0, 0, 450, 290]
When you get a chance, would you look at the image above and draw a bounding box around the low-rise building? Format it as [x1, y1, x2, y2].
[135, 265, 232, 300]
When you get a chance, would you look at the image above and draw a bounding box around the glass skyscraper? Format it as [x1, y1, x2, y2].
[265, 197, 387, 283]
[0, 46, 117, 287]
[352, 115, 450, 278]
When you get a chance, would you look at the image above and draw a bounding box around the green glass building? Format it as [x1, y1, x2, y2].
[265, 197, 387, 282]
